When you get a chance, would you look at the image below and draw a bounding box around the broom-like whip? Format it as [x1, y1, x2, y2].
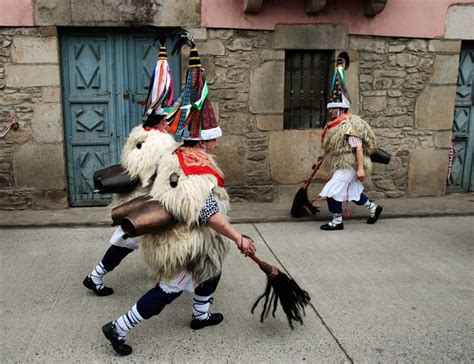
[244, 236, 311, 329]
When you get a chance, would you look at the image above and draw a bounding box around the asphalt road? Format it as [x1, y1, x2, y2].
[1, 216, 473, 363]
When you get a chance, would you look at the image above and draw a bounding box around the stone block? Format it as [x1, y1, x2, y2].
[415, 86, 456, 130]
[0, 191, 32, 210]
[5, 64, 60, 87]
[188, 28, 207, 41]
[392, 116, 413, 128]
[32, 190, 68, 209]
[408, 149, 448, 195]
[214, 135, 247, 185]
[4, 126, 32, 144]
[388, 45, 406, 53]
[429, 40, 461, 54]
[0, 161, 11, 172]
[71, 0, 132, 24]
[34, 0, 71, 26]
[259, 50, 285, 61]
[269, 129, 322, 184]
[0, 93, 32, 106]
[195, 40, 225, 56]
[31, 103, 64, 143]
[11, 37, 59, 64]
[430, 55, 459, 85]
[40, 27, 57, 37]
[209, 30, 234, 40]
[350, 37, 385, 54]
[345, 51, 360, 114]
[396, 53, 419, 67]
[201, 56, 215, 84]
[0, 174, 13, 188]
[219, 112, 253, 135]
[256, 115, 283, 131]
[273, 24, 348, 50]
[13, 143, 66, 190]
[42, 87, 61, 103]
[434, 131, 453, 148]
[445, 5, 474, 40]
[151, 0, 201, 27]
[407, 40, 427, 52]
[249, 62, 284, 114]
[226, 38, 253, 51]
[363, 96, 387, 113]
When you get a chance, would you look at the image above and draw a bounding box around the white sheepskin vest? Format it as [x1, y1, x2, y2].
[139, 151, 230, 285]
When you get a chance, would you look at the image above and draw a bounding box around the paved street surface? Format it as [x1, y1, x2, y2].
[1, 216, 473, 363]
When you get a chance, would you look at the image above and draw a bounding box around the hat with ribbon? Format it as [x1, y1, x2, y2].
[327, 52, 351, 109]
[167, 31, 221, 141]
[142, 40, 174, 127]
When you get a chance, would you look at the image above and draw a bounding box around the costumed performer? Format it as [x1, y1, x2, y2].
[317, 52, 383, 231]
[83, 45, 178, 296]
[101, 47, 256, 356]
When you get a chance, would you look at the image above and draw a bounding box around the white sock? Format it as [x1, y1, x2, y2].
[114, 304, 144, 341]
[89, 262, 107, 290]
[328, 214, 342, 227]
[363, 200, 377, 217]
[192, 294, 213, 320]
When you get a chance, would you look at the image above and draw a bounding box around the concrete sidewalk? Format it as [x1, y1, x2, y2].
[0, 192, 473, 227]
[1, 217, 472, 362]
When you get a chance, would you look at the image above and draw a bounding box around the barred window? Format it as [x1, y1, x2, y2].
[284, 50, 332, 129]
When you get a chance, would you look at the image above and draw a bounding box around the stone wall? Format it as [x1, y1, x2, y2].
[0, 7, 463, 208]
[352, 37, 459, 197]
[0, 27, 67, 209]
[198, 27, 460, 201]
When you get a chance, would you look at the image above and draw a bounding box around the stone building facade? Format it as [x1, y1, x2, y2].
[0, 0, 473, 209]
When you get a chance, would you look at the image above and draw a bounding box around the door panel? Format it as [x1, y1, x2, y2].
[60, 29, 181, 206]
[448, 47, 473, 192]
[61, 34, 117, 206]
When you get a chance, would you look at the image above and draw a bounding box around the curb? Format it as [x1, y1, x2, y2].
[1, 211, 473, 228]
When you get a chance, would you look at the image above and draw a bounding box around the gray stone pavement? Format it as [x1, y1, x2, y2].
[0, 192, 473, 227]
[1, 216, 473, 362]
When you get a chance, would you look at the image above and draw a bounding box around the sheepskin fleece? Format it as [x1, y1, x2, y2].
[121, 126, 178, 188]
[109, 126, 178, 208]
[149, 152, 228, 225]
[140, 222, 229, 285]
[321, 114, 377, 175]
[140, 151, 230, 285]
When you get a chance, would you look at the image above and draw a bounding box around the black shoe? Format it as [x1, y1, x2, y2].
[102, 322, 132, 356]
[320, 222, 344, 231]
[83, 276, 114, 296]
[190, 313, 224, 330]
[367, 206, 383, 224]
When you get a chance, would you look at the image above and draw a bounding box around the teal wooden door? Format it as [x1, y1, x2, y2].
[448, 45, 473, 192]
[60, 29, 180, 206]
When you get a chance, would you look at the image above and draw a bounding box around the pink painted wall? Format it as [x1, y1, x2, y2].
[0, 0, 34, 26]
[202, 0, 473, 39]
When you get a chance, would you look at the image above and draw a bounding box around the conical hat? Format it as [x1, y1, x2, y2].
[327, 52, 351, 109]
[143, 45, 174, 119]
[168, 48, 221, 141]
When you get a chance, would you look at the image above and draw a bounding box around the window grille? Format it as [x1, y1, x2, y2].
[284, 50, 332, 129]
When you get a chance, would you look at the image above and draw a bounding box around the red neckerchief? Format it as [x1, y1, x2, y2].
[321, 113, 351, 142]
[175, 147, 225, 187]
